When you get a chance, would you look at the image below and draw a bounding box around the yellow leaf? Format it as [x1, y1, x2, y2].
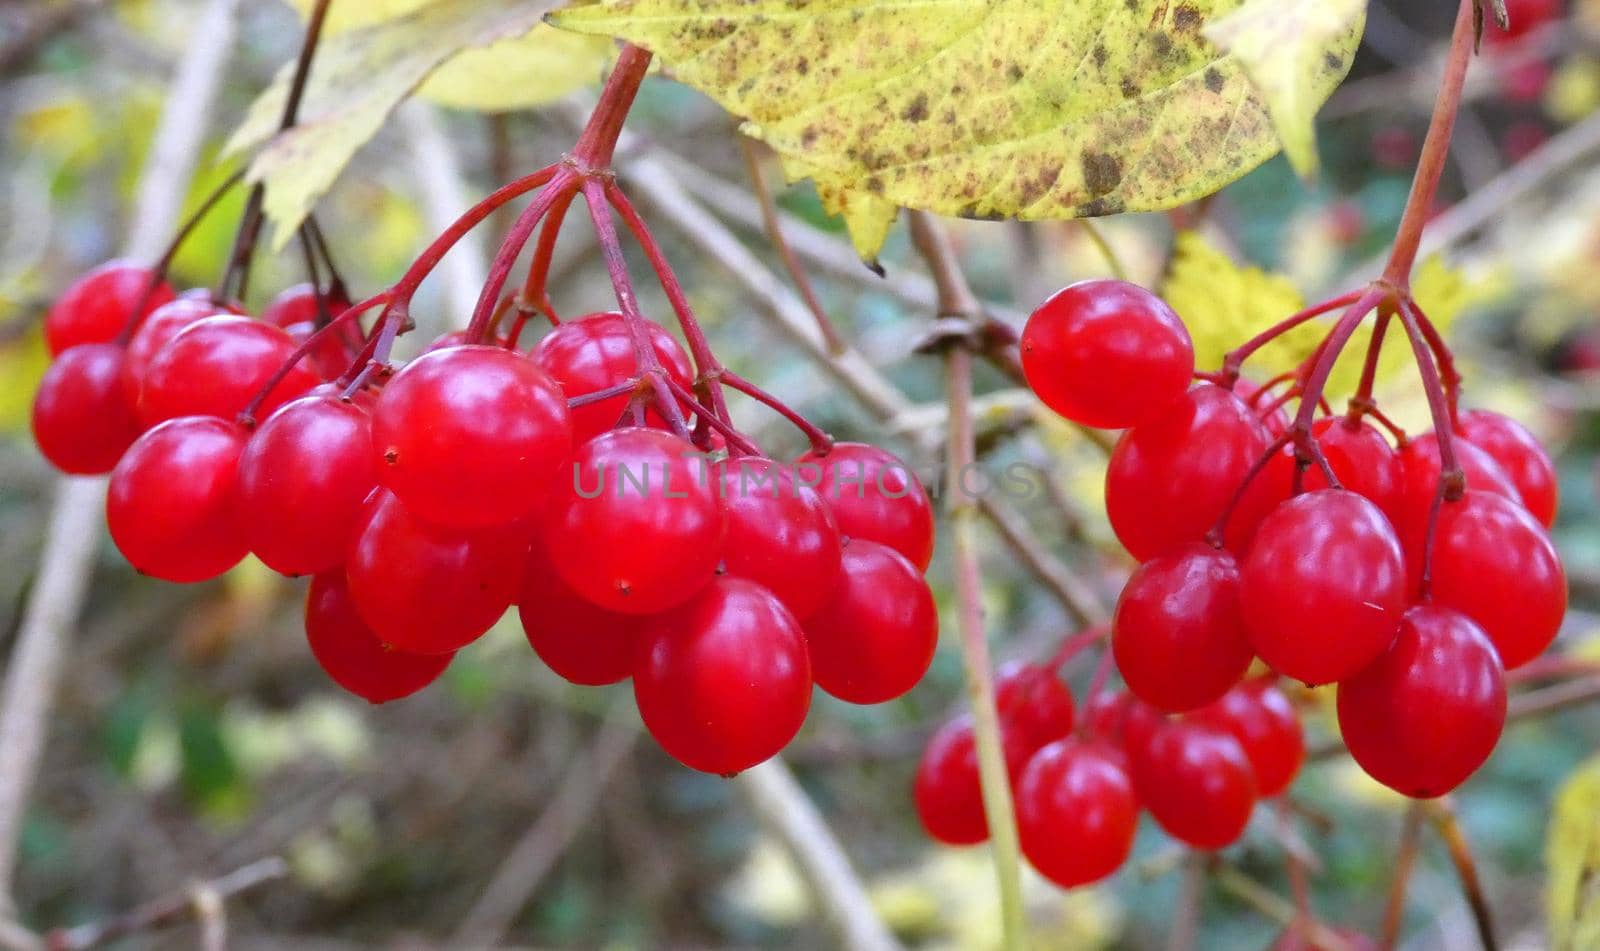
[552, 0, 1363, 260]
[285, 0, 612, 113]
[1203, 0, 1366, 179]
[0, 329, 50, 435]
[1548, 755, 1600, 950]
[810, 176, 899, 267]
[1162, 230, 1306, 376]
[229, 0, 559, 251]
[1163, 233, 1476, 401]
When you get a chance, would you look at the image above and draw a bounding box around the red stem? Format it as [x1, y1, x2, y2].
[1408, 299, 1462, 423]
[1397, 299, 1465, 599]
[237, 291, 390, 424]
[580, 178, 690, 438]
[1383, 0, 1476, 286]
[663, 377, 764, 456]
[571, 45, 653, 168]
[466, 170, 580, 341]
[114, 168, 247, 345]
[392, 165, 559, 301]
[1289, 291, 1384, 454]
[603, 179, 732, 424]
[1045, 626, 1107, 672]
[1348, 307, 1394, 419]
[1221, 291, 1364, 380]
[517, 187, 579, 327]
[720, 370, 833, 452]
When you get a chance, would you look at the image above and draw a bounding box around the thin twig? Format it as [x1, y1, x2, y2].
[736, 760, 903, 951]
[1427, 799, 1498, 951]
[452, 703, 639, 946]
[908, 209, 1025, 951]
[45, 856, 287, 950]
[0, 0, 243, 913]
[1380, 802, 1425, 950]
[739, 136, 847, 355]
[1167, 853, 1204, 951]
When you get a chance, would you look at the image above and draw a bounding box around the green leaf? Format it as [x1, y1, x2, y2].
[552, 0, 1363, 260]
[227, 0, 560, 251]
[1203, 0, 1367, 179]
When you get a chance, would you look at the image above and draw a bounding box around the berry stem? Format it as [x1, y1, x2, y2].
[1396, 297, 1466, 598]
[1348, 307, 1393, 418]
[581, 178, 691, 438]
[465, 170, 580, 342]
[1219, 291, 1365, 381]
[516, 186, 579, 327]
[571, 45, 653, 169]
[720, 370, 833, 453]
[662, 376, 764, 456]
[603, 179, 732, 424]
[391, 164, 560, 301]
[214, 0, 333, 304]
[237, 291, 391, 425]
[1408, 298, 1463, 422]
[1383, 0, 1477, 287]
[113, 166, 247, 345]
[1044, 625, 1107, 672]
[1206, 431, 1292, 546]
[1287, 290, 1385, 484]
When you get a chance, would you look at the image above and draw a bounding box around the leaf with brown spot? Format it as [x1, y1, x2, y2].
[551, 0, 1364, 260]
[1203, 0, 1366, 179]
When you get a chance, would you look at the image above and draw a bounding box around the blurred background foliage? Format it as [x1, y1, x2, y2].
[2, 0, 1600, 948]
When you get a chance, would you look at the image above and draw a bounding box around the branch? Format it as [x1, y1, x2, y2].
[735, 760, 903, 951]
[908, 209, 1026, 951]
[0, 0, 243, 912]
[977, 495, 1111, 628]
[452, 703, 638, 946]
[44, 857, 286, 950]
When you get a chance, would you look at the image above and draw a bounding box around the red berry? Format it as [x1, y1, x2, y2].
[1502, 121, 1550, 163]
[1191, 680, 1304, 797]
[546, 429, 724, 615]
[45, 260, 173, 355]
[914, 717, 991, 845]
[1106, 384, 1274, 560]
[31, 343, 143, 474]
[804, 538, 937, 704]
[1020, 280, 1194, 429]
[1133, 720, 1256, 849]
[1490, 0, 1561, 41]
[236, 395, 378, 576]
[1372, 126, 1420, 170]
[344, 490, 526, 654]
[1113, 544, 1252, 712]
[532, 311, 694, 443]
[1015, 738, 1138, 888]
[139, 316, 318, 425]
[372, 345, 573, 530]
[798, 442, 935, 569]
[633, 578, 811, 775]
[122, 297, 223, 405]
[1083, 689, 1165, 770]
[517, 537, 641, 686]
[1397, 431, 1521, 516]
[305, 572, 451, 703]
[261, 282, 351, 329]
[106, 416, 248, 582]
[1260, 416, 1403, 522]
[283, 319, 359, 382]
[1456, 409, 1557, 526]
[1242, 490, 1406, 685]
[1337, 605, 1506, 797]
[1427, 490, 1566, 669]
[718, 456, 842, 620]
[1500, 59, 1551, 103]
[995, 662, 1076, 753]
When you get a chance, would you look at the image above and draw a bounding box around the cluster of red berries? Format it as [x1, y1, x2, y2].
[31, 260, 942, 776]
[915, 650, 1304, 888]
[1019, 279, 1566, 800]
